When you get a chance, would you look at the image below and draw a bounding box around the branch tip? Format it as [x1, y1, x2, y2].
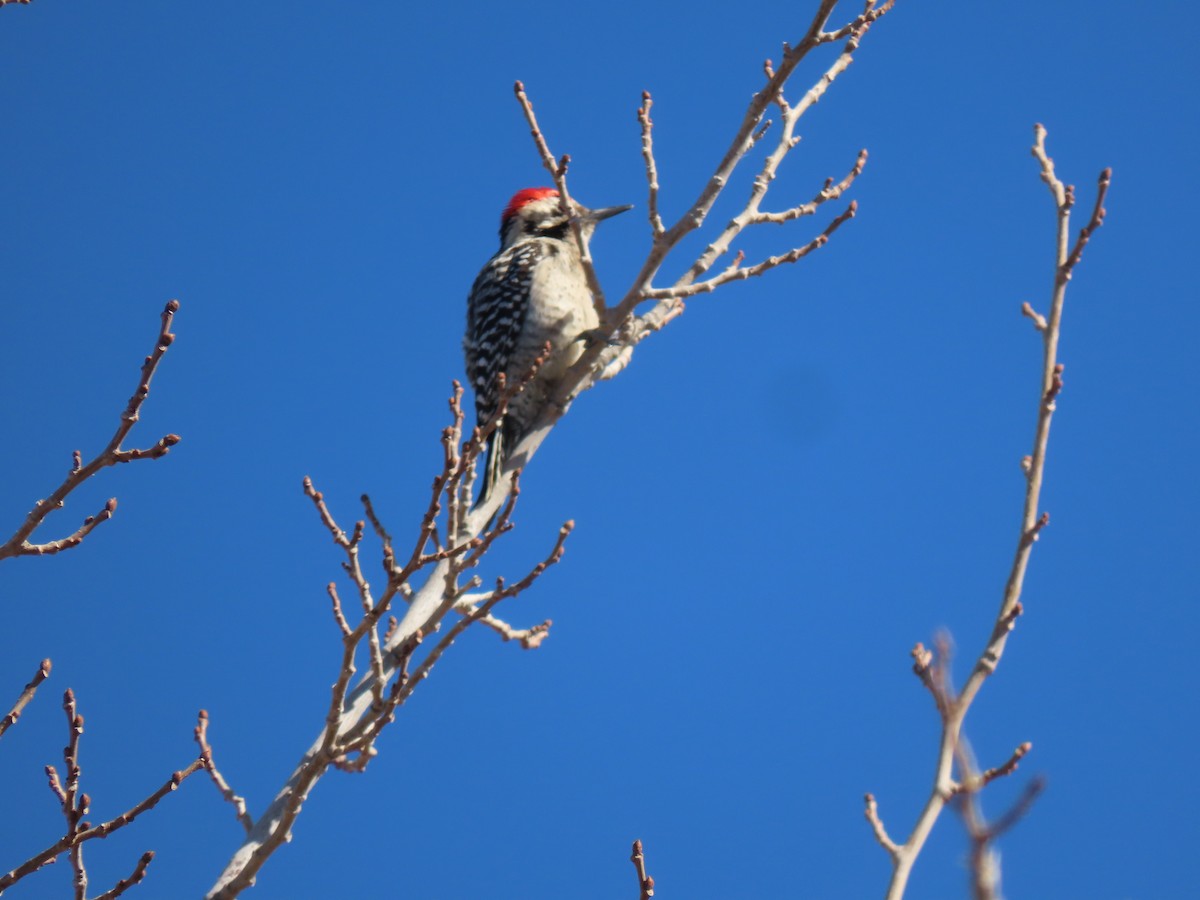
[1021, 301, 1048, 331]
[630, 839, 655, 899]
[864, 793, 900, 857]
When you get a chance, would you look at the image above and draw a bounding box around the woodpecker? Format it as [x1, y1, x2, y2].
[464, 187, 631, 503]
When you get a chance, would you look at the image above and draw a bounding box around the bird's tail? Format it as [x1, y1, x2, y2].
[476, 421, 514, 509]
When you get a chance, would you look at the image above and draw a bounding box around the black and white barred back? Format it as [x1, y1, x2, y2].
[464, 240, 545, 434]
[464, 239, 549, 502]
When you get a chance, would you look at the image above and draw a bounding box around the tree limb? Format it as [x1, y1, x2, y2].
[0, 300, 181, 563]
[868, 126, 1111, 899]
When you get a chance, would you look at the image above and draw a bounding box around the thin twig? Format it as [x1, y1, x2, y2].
[630, 839, 655, 900]
[329, 632, 424, 761]
[195, 710, 254, 836]
[0, 658, 51, 740]
[326, 583, 353, 638]
[0, 301, 181, 562]
[864, 794, 899, 859]
[953, 742, 1033, 794]
[642, 201, 857, 299]
[60, 690, 87, 900]
[513, 81, 610, 316]
[748, 149, 868, 225]
[361, 494, 393, 554]
[952, 737, 1044, 900]
[0, 759, 204, 892]
[391, 521, 572, 712]
[452, 596, 553, 649]
[92, 851, 155, 900]
[952, 740, 1001, 900]
[638, 92, 665, 237]
[1020, 301, 1048, 332]
[1, 692, 203, 897]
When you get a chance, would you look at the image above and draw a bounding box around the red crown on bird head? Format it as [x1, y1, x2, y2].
[501, 187, 559, 225]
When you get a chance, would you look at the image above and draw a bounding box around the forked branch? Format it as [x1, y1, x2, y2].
[0, 300, 182, 563]
[0, 690, 204, 897]
[195, 710, 254, 836]
[207, 379, 570, 898]
[865, 126, 1110, 899]
[951, 737, 1045, 900]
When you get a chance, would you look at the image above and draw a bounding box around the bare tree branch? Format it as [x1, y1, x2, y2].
[611, 0, 892, 326]
[206, 381, 570, 897]
[630, 839, 655, 900]
[453, 594, 552, 649]
[195, 710, 254, 836]
[92, 851, 155, 900]
[0, 687, 203, 896]
[0, 658, 51, 740]
[207, 6, 900, 894]
[637, 92, 665, 238]
[864, 794, 899, 859]
[60, 691, 88, 900]
[0, 300, 181, 563]
[866, 126, 1111, 899]
[641, 201, 857, 299]
[952, 742, 1033, 796]
[748, 148, 868, 225]
[952, 737, 1045, 900]
[513, 82, 611, 319]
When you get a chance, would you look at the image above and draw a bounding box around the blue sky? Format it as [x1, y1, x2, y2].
[1, 2, 1196, 897]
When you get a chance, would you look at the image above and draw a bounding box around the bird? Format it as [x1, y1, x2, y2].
[464, 187, 631, 504]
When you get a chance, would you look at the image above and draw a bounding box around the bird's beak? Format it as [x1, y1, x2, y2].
[585, 203, 634, 223]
